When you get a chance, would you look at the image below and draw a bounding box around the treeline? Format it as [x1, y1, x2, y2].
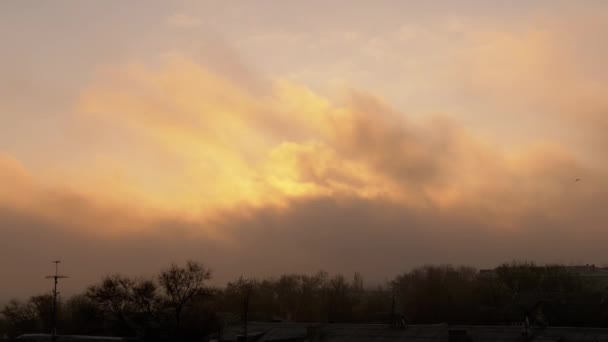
[2, 262, 608, 340]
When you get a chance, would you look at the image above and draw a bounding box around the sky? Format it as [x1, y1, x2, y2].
[1, 1, 608, 299]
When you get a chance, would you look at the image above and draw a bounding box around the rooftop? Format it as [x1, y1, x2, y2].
[218, 323, 608, 342]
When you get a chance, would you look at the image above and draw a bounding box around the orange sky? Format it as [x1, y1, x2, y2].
[1, 1, 608, 299]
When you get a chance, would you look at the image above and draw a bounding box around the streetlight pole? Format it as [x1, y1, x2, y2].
[46, 261, 68, 342]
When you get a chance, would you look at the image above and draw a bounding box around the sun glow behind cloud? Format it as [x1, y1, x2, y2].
[76, 56, 415, 216]
[2, 1, 608, 298]
[7, 50, 586, 238]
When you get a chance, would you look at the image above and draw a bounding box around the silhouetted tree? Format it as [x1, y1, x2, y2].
[323, 274, 352, 323]
[129, 279, 163, 338]
[1, 300, 38, 338]
[63, 294, 103, 335]
[225, 277, 255, 337]
[0, 316, 7, 338]
[87, 274, 136, 334]
[29, 294, 55, 332]
[8, 261, 608, 335]
[394, 265, 477, 324]
[86, 274, 161, 336]
[158, 261, 211, 335]
[297, 272, 327, 322]
[495, 262, 582, 295]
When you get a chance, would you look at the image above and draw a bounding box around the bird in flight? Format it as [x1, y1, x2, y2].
[575, 178, 581, 182]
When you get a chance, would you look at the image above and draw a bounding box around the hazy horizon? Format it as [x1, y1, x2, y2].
[2, 1, 608, 300]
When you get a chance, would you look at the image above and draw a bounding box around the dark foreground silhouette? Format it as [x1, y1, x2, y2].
[3, 262, 608, 341]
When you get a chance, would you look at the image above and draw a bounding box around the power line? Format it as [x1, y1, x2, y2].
[45, 261, 68, 342]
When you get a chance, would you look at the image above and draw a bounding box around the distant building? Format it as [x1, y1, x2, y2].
[479, 265, 608, 287]
[568, 265, 608, 289]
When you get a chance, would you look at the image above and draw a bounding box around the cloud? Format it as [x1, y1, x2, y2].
[11, 52, 607, 234]
[166, 13, 202, 29]
[4, 6, 608, 298]
[229, 5, 608, 157]
[3, 177, 608, 300]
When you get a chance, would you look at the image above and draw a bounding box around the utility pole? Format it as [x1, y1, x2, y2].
[46, 261, 68, 342]
[243, 291, 249, 339]
[242, 279, 253, 339]
[390, 287, 396, 326]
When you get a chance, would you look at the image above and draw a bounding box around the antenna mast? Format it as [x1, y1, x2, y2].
[46, 261, 68, 342]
